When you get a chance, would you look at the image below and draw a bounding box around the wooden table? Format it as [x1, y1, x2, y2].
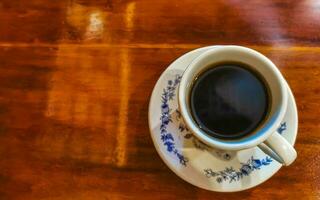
[0, 0, 319, 199]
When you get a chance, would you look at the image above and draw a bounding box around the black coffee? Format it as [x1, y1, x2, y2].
[190, 63, 270, 139]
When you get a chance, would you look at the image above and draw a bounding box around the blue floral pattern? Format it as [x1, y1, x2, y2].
[160, 75, 188, 166]
[204, 156, 273, 183]
[277, 122, 287, 134]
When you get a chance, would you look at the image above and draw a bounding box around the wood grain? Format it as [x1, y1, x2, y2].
[0, 0, 319, 199]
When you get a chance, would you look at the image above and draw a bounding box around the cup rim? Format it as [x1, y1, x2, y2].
[178, 45, 288, 150]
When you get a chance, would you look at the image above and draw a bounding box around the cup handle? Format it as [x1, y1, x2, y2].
[258, 132, 297, 166]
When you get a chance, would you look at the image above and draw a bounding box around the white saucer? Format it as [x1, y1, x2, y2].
[148, 46, 298, 192]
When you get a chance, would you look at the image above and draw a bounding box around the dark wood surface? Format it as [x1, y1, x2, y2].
[0, 0, 319, 199]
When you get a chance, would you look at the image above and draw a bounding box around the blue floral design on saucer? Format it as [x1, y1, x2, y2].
[204, 156, 272, 183]
[160, 75, 188, 166]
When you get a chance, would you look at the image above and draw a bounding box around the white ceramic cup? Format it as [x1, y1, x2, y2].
[178, 45, 297, 166]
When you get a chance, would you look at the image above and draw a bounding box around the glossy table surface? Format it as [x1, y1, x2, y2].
[0, 0, 319, 199]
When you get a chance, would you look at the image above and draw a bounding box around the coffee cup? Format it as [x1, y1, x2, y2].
[178, 45, 297, 166]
